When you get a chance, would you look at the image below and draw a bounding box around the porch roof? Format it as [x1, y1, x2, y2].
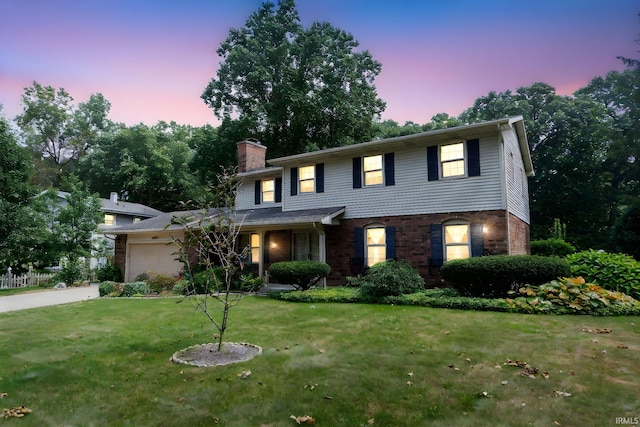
[236, 206, 345, 228]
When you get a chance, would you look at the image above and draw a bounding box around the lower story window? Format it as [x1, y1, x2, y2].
[293, 232, 320, 261]
[366, 227, 386, 267]
[444, 223, 470, 261]
[239, 233, 260, 263]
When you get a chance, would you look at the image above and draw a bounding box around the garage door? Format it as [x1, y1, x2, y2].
[127, 242, 183, 282]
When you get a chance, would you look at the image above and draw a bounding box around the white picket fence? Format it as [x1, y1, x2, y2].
[0, 270, 54, 289]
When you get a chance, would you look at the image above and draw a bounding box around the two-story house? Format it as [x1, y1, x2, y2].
[111, 116, 533, 284]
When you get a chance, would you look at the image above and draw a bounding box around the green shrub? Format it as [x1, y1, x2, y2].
[122, 281, 149, 297]
[567, 250, 640, 300]
[96, 260, 123, 282]
[235, 274, 263, 292]
[55, 258, 87, 286]
[268, 261, 331, 290]
[98, 281, 119, 297]
[146, 273, 178, 294]
[172, 280, 188, 295]
[271, 286, 362, 303]
[190, 268, 225, 294]
[530, 238, 576, 257]
[440, 255, 571, 298]
[134, 271, 151, 282]
[352, 260, 424, 300]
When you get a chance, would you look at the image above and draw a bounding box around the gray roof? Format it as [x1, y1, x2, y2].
[236, 206, 345, 227]
[107, 209, 216, 234]
[106, 206, 345, 234]
[100, 198, 163, 218]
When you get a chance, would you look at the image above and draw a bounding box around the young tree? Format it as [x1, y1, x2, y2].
[172, 167, 257, 351]
[202, 0, 386, 157]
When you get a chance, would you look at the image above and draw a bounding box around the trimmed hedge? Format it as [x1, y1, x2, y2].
[98, 281, 119, 297]
[440, 255, 571, 298]
[268, 261, 330, 290]
[530, 238, 576, 257]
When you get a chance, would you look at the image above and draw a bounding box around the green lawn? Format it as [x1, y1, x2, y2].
[0, 296, 638, 426]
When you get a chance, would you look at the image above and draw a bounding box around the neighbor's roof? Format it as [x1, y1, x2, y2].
[268, 116, 533, 176]
[49, 191, 164, 218]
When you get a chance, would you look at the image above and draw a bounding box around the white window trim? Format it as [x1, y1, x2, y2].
[365, 225, 386, 267]
[440, 142, 467, 178]
[443, 221, 471, 262]
[299, 165, 315, 193]
[262, 179, 275, 203]
[363, 154, 384, 186]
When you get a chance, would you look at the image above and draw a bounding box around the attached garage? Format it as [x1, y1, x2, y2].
[126, 239, 183, 282]
[109, 211, 194, 282]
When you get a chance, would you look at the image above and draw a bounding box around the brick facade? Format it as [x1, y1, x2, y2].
[114, 234, 127, 278]
[321, 210, 525, 286]
[509, 213, 530, 255]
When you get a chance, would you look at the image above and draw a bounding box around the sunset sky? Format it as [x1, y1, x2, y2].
[1, 0, 637, 127]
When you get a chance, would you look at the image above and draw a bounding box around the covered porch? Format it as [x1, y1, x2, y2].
[235, 206, 345, 282]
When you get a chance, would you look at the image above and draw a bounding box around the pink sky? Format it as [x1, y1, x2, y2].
[1, 0, 637, 127]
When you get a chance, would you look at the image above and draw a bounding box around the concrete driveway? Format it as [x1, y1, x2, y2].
[0, 285, 100, 313]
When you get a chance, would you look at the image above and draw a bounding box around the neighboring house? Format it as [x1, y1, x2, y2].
[110, 116, 534, 285]
[43, 191, 163, 269]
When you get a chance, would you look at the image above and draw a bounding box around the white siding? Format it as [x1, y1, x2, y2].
[236, 179, 282, 211]
[282, 137, 505, 218]
[502, 128, 530, 223]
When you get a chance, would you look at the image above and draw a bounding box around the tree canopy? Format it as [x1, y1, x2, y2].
[202, 0, 386, 158]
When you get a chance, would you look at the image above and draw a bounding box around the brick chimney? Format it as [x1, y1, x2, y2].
[237, 138, 266, 173]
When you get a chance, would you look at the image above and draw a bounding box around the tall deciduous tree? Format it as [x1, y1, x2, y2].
[0, 109, 54, 272]
[78, 124, 199, 211]
[460, 83, 616, 249]
[15, 81, 112, 187]
[202, 0, 385, 157]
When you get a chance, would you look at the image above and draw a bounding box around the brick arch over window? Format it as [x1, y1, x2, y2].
[430, 221, 483, 266]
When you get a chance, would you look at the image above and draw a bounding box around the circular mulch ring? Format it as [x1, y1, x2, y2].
[170, 342, 262, 367]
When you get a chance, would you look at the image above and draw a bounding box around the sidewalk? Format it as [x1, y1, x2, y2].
[0, 285, 100, 313]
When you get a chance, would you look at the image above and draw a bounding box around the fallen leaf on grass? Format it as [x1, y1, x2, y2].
[238, 370, 252, 379]
[0, 393, 7, 398]
[407, 372, 413, 377]
[304, 384, 318, 391]
[504, 359, 527, 368]
[323, 395, 333, 400]
[1, 406, 32, 419]
[581, 327, 612, 334]
[617, 344, 629, 349]
[177, 397, 185, 403]
[290, 414, 315, 424]
[367, 418, 375, 424]
[554, 391, 572, 397]
[406, 381, 413, 385]
[542, 372, 550, 379]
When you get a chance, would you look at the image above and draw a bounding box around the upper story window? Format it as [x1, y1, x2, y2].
[299, 165, 315, 193]
[366, 226, 386, 267]
[363, 155, 383, 186]
[428, 140, 479, 181]
[104, 214, 115, 226]
[441, 142, 465, 177]
[262, 179, 275, 203]
[444, 223, 470, 261]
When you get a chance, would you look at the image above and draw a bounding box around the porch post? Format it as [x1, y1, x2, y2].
[314, 224, 327, 287]
[258, 230, 266, 281]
